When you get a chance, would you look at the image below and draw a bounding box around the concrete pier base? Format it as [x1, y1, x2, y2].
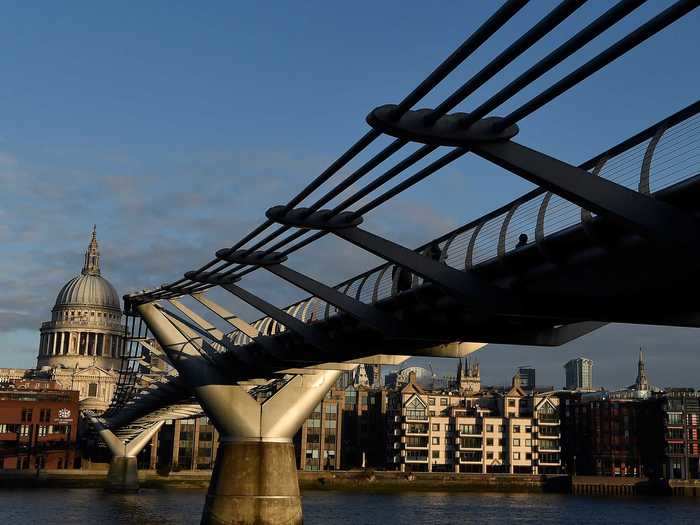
[105, 456, 139, 493]
[201, 440, 301, 525]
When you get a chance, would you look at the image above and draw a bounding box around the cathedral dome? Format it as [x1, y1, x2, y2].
[55, 274, 121, 311]
[53, 226, 122, 312]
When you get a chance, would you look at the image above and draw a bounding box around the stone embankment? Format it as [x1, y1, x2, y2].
[1, 469, 699, 497]
[298, 471, 566, 493]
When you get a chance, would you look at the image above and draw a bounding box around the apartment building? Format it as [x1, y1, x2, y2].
[388, 371, 561, 474]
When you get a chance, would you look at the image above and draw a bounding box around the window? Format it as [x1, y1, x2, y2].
[432, 424, 440, 431]
[508, 399, 516, 407]
[88, 383, 98, 397]
[525, 439, 532, 446]
[513, 425, 521, 433]
[432, 437, 440, 445]
[525, 426, 532, 433]
[513, 452, 520, 460]
[432, 450, 440, 459]
[428, 397, 435, 406]
[669, 443, 685, 455]
[486, 452, 493, 459]
[440, 398, 448, 406]
[526, 453, 532, 460]
[345, 390, 357, 406]
[669, 428, 684, 440]
[406, 397, 427, 419]
[324, 404, 337, 413]
[486, 424, 494, 432]
[459, 424, 481, 434]
[498, 425, 504, 433]
[486, 438, 494, 446]
[406, 436, 428, 447]
[668, 413, 683, 425]
[539, 439, 559, 451]
[513, 439, 520, 446]
[21, 409, 32, 422]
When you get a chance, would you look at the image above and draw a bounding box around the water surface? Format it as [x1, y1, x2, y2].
[0, 489, 698, 524]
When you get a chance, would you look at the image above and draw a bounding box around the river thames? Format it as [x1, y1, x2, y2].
[0, 489, 699, 524]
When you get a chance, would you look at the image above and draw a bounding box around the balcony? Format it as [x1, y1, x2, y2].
[459, 452, 483, 463]
[405, 437, 429, 449]
[405, 414, 429, 422]
[538, 416, 560, 425]
[538, 453, 561, 465]
[459, 427, 483, 436]
[405, 452, 429, 463]
[405, 424, 429, 435]
[459, 438, 483, 450]
[538, 439, 560, 452]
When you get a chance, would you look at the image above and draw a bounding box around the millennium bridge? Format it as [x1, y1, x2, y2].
[87, 1, 699, 523]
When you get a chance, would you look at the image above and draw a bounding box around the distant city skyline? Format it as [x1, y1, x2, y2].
[1, 1, 699, 388]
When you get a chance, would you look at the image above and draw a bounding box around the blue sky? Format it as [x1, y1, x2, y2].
[1, 1, 699, 389]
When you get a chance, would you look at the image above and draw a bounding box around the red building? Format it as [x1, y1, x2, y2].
[0, 386, 79, 469]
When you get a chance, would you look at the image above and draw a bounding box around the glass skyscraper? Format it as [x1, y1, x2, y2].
[564, 358, 593, 390]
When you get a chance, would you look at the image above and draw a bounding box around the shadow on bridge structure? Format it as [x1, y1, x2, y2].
[86, 1, 699, 523]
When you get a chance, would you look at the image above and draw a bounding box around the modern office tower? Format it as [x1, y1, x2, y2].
[564, 358, 593, 390]
[518, 367, 536, 390]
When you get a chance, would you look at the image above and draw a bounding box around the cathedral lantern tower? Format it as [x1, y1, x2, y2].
[36, 227, 124, 412]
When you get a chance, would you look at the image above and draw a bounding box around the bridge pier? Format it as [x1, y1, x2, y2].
[106, 456, 139, 493]
[137, 302, 341, 525]
[205, 440, 301, 525]
[90, 418, 164, 492]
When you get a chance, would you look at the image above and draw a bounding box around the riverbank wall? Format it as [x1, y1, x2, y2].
[571, 475, 700, 497]
[1, 469, 699, 497]
[0, 469, 563, 492]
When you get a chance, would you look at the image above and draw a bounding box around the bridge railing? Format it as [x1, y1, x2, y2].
[228, 107, 699, 346]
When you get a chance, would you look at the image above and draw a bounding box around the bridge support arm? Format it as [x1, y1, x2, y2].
[333, 226, 517, 312]
[90, 418, 163, 492]
[136, 301, 341, 525]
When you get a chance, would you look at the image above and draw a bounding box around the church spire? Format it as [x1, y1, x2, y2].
[635, 347, 649, 391]
[82, 225, 101, 276]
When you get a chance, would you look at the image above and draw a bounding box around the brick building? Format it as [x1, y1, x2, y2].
[0, 386, 79, 469]
[559, 392, 652, 477]
[656, 389, 700, 480]
[294, 380, 388, 471]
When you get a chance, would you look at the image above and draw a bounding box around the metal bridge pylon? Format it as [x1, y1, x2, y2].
[137, 301, 341, 525]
